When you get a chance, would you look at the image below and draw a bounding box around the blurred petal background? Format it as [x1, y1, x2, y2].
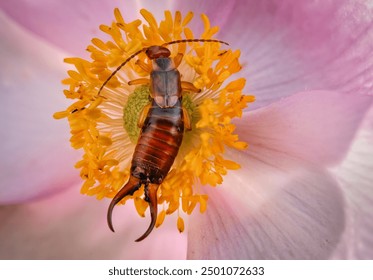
[0, 0, 372, 259]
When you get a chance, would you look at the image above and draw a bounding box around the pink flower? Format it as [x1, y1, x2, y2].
[0, 0, 372, 259]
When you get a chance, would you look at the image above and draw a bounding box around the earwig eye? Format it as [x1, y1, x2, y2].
[145, 48, 152, 57]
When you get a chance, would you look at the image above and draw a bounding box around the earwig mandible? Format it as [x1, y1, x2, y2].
[100, 38, 229, 242]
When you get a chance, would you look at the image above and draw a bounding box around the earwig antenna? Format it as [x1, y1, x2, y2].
[162, 38, 229, 47]
[97, 39, 229, 95]
[97, 47, 148, 96]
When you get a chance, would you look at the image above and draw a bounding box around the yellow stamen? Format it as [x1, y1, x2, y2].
[155, 210, 166, 228]
[54, 8, 254, 235]
[177, 216, 185, 233]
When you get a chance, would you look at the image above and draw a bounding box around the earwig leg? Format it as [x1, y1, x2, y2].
[136, 59, 152, 73]
[128, 78, 150, 86]
[181, 81, 201, 93]
[182, 107, 192, 131]
[107, 176, 142, 232]
[174, 53, 184, 68]
[135, 183, 159, 242]
[137, 103, 152, 128]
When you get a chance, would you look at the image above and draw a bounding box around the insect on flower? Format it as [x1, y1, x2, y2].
[54, 8, 254, 242]
[99, 39, 229, 241]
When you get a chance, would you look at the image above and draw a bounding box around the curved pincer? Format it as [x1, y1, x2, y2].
[107, 176, 141, 232]
[135, 183, 159, 242]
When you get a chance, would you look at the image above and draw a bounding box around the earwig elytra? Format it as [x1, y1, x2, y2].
[100, 39, 229, 242]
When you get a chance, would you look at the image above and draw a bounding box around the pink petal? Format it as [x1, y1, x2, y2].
[187, 153, 345, 259]
[208, 0, 373, 109]
[175, 0, 237, 35]
[234, 90, 372, 166]
[187, 90, 372, 259]
[331, 105, 373, 259]
[0, 186, 187, 259]
[0, 1, 168, 56]
[0, 13, 79, 203]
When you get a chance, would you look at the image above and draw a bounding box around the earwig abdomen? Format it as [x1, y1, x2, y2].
[131, 99, 184, 183]
[107, 99, 185, 242]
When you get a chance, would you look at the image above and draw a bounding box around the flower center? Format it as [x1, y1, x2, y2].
[53, 8, 255, 234]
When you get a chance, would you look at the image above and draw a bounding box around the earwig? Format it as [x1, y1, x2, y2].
[102, 38, 229, 242]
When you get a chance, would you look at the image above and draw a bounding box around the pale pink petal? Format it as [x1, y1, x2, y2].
[0, 186, 187, 259]
[0, 0, 236, 55]
[173, 0, 373, 110]
[0, 0, 170, 56]
[234, 91, 372, 166]
[187, 153, 345, 259]
[175, 0, 237, 35]
[193, 0, 373, 109]
[0, 12, 79, 203]
[331, 105, 373, 259]
[188, 90, 371, 259]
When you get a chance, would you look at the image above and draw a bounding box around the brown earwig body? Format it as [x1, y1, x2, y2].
[102, 39, 229, 242]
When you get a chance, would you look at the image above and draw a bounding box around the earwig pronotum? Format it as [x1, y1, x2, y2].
[101, 38, 229, 242]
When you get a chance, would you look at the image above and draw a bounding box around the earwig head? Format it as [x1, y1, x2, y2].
[145, 46, 171, 60]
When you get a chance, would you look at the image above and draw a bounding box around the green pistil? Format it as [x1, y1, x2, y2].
[123, 85, 150, 143]
[182, 92, 199, 128]
[123, 85, 198, 143]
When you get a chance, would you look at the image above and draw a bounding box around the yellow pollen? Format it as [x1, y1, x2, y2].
[54, 8, 254, 234]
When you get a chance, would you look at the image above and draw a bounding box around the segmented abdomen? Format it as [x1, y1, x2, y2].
[130, 99, 184, 184]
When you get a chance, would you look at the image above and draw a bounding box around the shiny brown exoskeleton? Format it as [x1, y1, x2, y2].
[98, 39, 228, 242]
